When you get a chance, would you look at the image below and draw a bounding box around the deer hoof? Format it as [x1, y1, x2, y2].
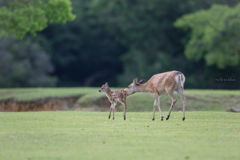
[152, 118, 155, 121]
[166, 115, 170, 120]
[161, 116, 164, 121]
[108, 116, 111, 119]
[182, 117, 185, 121]
[124, 115, 126, 120]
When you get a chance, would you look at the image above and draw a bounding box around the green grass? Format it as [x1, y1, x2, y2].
[77, 89, 240, 111]
[0, 88, 99, 101]
[0, 111, 240, 160]
[2, 88, 239, 101]
[0, 88, 240, 111]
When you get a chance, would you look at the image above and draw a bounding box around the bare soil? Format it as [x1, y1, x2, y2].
[0, 96, 117, 112]
[0, 96, 79, 112]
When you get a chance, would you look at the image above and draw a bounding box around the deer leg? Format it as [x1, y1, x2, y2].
[166, 91, 177, 120]
[108, 103, 113, 119]
[152, 100, 156, 121]
[112, 102, 116, 120]
[123, 101, 127, 120]
[177, 87, 186, 121]
[152, 93, 163, 121]
[157, 96, 164, 121]
[119, 100, 127, 120]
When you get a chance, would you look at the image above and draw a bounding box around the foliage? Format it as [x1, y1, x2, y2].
[89, 0, 240, 87]
[175, 3, 240, 69]
[0, 0, 75, 38]
[38, 0, 127, 87]
[1, 0, 240, 89]
[90, 0, 185, 85]
[0, 111, 240, 159]
[0, 36, 57, 87]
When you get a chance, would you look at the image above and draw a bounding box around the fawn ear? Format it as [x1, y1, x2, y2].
[133, 78, 138, 85]
[138, 79, 145, 84]
[105, 82, 109, 86]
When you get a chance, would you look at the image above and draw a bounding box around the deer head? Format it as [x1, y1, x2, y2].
[99, 82, 110, 92]
[126, 78, 145, 95]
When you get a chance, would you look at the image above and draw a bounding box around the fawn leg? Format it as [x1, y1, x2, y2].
[112, 102, 116, 120]
[108, 103, 112, 119]
[123, 102, 127, 120]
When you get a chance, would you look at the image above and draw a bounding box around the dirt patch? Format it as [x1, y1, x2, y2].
[0, 96, 80, 112]
[0, 95, 121, 112]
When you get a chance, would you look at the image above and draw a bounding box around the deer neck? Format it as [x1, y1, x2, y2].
[136, 82, 149, 92]
[105, 88, 112, 101]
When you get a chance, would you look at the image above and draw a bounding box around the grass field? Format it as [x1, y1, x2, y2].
[77, 89, 240, 112]
[1, 88, 240, 111]
[0, 111, 239, 160]
[0, 88, 98, 101]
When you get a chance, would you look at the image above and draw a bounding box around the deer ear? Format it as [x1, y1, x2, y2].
[133, 78, 138, 85]
[105, 82, 109, 86]
[138, 79, 145, 84]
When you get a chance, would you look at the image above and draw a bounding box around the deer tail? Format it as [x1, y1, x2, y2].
[175, 72, 185, 88]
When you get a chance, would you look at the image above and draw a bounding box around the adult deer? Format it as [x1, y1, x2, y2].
[126, 71, 186, 121]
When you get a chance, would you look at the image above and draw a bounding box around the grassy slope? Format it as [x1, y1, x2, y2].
[0, 111, 239, 160]
[78, 89, 240, 112]
[0, 88, 98, 101]
[0, 88, 240, 111]
[126, 90, 240, 112]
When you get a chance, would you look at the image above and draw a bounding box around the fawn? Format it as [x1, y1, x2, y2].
[126, 71, 186, 121]
[99, 82, 128, 120]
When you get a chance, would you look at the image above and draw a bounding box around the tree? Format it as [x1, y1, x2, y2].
[89, 0, 189, 85]
[0, 36, 57, 87]
[37, 0, 127, 87]
[175, 3, 240, 69]
[0, 0, 75, 38]
[89, 0, 240, 89]
[34, 0, 240, 89]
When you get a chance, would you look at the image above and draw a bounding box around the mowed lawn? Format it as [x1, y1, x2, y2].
[0, 111, 239, 160]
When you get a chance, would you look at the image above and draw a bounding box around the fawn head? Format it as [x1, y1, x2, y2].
[99, 82, 109, 92]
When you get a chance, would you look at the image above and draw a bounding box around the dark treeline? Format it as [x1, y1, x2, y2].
[0, 0, 240, 89]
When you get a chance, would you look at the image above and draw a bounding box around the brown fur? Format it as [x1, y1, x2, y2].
[99, 82, 128, 120]
[126, 70, 186, 121]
